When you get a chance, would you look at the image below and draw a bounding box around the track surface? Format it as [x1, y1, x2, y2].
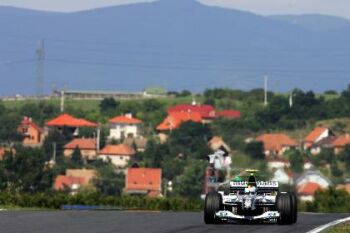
[0, 211, 348, 233]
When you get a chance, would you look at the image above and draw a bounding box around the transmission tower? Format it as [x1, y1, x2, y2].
[36, 39, 45, 99]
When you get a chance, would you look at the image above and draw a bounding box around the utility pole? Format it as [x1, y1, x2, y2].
[52, 142, 56, 162]
[264, 74, 268, 106]
[96, 127, 101, 153]
[60, 90, 65, 112]
[36, 39, 45, 99]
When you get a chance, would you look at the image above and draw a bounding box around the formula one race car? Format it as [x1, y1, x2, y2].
[204, 170, 297, 225]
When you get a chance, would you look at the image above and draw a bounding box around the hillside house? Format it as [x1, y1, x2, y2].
[332, 134, 350, 154]
[108, 114, 143, 140]
[168, 104, 215, 123]
[18, 116, 44, 146]
[63, 138, 97, 160]
[272, 167, 294, 185]
[98, 144, 135, 169]
[256, 133, 297, 157]
[156, 111, 202, 142]
[0, 147, 15, 160]
[296, 169, 331, 201]
[46, 113, 97, 136]
[123, 137, 148, 152]
[54, 169, 97, 194]
[208, 136, 231, 152]
[125, 168, 162, 197]
[304, 127, 336, 154]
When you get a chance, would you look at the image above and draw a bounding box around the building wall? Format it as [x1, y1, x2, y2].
[22, 126, 41, 145]
[99, 154, 130, 168]
[64, 149, 97, 160]
[109, 123, 139, 140]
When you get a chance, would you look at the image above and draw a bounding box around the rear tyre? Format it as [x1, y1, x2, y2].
[204, 192, 223, 224]
[290, 192, 298, 224]
[276, 192, 293, 225]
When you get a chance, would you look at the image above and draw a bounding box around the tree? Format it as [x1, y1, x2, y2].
[174, 160, 206, 198]
[341, 144, 350, 170]
[99, 98, 119, 116]
[289, 150, 304, 173]
[0, 146, 53, 193]
[70, 146, 84, 168]
[244, 141, 264, 160]
[0, 113, 23, 143]
[93, 162, 124, 196]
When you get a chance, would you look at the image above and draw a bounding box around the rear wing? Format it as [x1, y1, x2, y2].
[229, 181, 279, 192]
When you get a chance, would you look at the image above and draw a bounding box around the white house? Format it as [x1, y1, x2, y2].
[108, 114, 143, 140]
[272, 168, 294, 185]
[296, 169, 332, 201]
[98, 144, 135, 169]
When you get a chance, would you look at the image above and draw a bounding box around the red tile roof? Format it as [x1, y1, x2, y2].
[126, 168, 161, 192]
[109, 115, 143, 124]
[156, 111, 202, 131]
[304, 127, 328, 143]
[20, 116, 43, 133]
[297, 182, 323, 196]
[256, 133, 297, 152]
[54, 175, 85, 190]
[332, 134, 350, 147]
[46, 114, 97, 128]
[168, 104, 215, 119]
[216, 110, 241, 119]
[64, 138, 97, 150]
[99, 144, 135, 156]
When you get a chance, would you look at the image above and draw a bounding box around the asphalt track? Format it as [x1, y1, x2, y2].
[0, 211, 348, 233]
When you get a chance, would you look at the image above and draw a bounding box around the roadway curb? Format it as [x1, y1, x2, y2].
[306, 216, 350, 233]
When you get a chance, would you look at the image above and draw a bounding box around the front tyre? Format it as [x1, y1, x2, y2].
[204, 192, 223, 224]
[277, 192, 293, 225]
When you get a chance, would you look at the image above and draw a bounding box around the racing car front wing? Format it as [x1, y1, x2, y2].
[215, 210, 280, 221]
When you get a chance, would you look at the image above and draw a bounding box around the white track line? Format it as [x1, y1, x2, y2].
[306, 216, 350, 233]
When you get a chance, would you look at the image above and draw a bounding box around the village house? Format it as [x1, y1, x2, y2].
[98, 144, 135, 169]
[256, 133, 297, 157]
[63, 138, 97, 160]
[125, 167, 162, 197]
[18, 116, 44, 146]
[46, 113, 97, 136]
[54, 169, 97, 194]
[208, 136, 231, 152]
[272, 167, 294, 185]
[108, 114, 143, 140]
[156, 111, 202, 142]
[266, 157, 290, 170]
[304, 127, 336, 154]
[332, 134, 350, 154]
[296, 169, 332, 201]
[123, 137, 148, 152]
[168, 103, 216, 123]
[0, 147, 15, 160]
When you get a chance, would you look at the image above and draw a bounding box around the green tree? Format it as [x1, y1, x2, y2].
[341, 144, 350, 170]
[99, 98, 120, 116]
[244, 141, 264, 160]
[289, 150, 304, 173]
[0, 146, 53, 193]
[93, 162, 124, 196]
[174, 160, 206, 198]
[0, 113, 23, 143]
[70, 146, 84, 168]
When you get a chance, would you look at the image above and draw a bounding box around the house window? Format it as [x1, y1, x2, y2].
[120, 156, 124, 160]
[22, 127, 29, 134]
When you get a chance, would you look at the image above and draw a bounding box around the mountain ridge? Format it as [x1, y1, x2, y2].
[0, 1, 349, 96]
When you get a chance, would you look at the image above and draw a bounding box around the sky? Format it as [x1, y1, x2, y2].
[0, 0, 349, 19]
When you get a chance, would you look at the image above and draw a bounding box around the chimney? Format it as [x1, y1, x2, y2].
[125, 113, 132, 118]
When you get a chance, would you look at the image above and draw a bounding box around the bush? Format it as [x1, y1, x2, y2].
[0, 192, 203, 211]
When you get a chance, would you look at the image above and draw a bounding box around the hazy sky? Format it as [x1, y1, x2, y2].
[0, 0, 350, 19]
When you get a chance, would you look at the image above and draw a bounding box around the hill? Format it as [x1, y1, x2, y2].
[1, 0, 350, 96]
